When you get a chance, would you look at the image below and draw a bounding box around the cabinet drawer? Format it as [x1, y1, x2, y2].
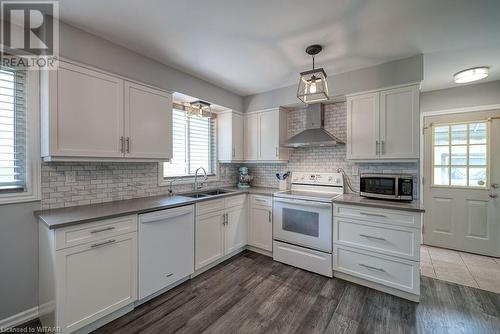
[333, 218, 419, 260]
[55, 215, 137, 250]
[274, 241, 332, 277]
[334, 204, 420, 228]
[225, 194, 247, 208]
[250, 195, 272, 207]
[333, 245, 419, 295]
[196, 198, 225, 216]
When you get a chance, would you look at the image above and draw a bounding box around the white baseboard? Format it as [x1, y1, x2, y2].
[0, 306, 39, 330]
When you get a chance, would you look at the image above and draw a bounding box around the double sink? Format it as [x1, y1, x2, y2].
[182, 189, 235, 199]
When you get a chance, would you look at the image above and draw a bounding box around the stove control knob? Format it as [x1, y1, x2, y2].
[328, 176, 333, 181]
[336, 178, 341, 184]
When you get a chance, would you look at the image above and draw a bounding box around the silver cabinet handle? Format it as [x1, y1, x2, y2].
[268, 211, 272, 222]
[165, 273, 174, 277]
[91, 239, 116, 248]
[381, 140, 385, 154]
[359, 234, 386, 241]
[90, 226, 115, 234]
[255, 198, 267, 203]
[126, 137, 130, 153]
[120, 136, 124, 153]
[376, 141, 379, 155]
[275, 147, 278, 157]
[359, 263, 386, 272]
[226, 213, 229, 225]
[232, 147, 235, 158]
[222, 214, 226, 225]
[359, 212, 387, 218]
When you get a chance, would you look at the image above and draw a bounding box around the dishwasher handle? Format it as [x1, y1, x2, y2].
[140, 205, 194, 223]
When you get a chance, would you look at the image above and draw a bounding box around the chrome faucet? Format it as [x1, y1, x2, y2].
[194, 167, 208, 191]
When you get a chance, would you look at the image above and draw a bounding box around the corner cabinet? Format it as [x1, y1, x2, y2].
[346, 84, 419, 161]
[41, 60, 173, 161]
[217, 111, 244, 162]
[244, 108, 289, 163]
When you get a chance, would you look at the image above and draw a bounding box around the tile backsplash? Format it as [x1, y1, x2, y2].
[245, 102, 420, 197]
[40, 101, 419, 210]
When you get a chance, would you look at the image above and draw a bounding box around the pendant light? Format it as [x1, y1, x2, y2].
[190, 100, 212, 118]
[297, 44, 329, 103]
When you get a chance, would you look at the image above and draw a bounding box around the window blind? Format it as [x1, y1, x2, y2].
[163, 109, 216, 178]
[0, 66, 26, 191]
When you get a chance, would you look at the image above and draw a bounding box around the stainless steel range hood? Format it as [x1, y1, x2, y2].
[283, 103, 345, 148]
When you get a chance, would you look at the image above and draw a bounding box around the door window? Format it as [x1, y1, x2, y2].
[432, 122, 488, 187]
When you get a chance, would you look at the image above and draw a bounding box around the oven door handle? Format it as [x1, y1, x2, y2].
[273, 197, 332, 208]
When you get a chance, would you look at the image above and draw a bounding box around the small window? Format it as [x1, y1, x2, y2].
[162, 109, 216, 178]
[0, 66, 27, 192]
[432, 122, 488, 187]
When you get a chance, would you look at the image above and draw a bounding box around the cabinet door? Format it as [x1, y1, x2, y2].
[347, 93, 380, 160]
[249, 205, 272, 251]
[124, 82, 172, 159]
[138, 205, 194, 300]
[55, 233, 137, 333]
[225, 205, 247, 254]
[195, 211, 225, 270]
[379, 85, 419, 159]
[50, 62, 124, 158]
[259, 110, 279, 160]
[244, 114, 259, 160]
[217, 113, 232, 161]
[232, 114, 244, 160]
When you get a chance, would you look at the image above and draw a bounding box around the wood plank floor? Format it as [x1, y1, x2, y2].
[18, 251, 500, 333]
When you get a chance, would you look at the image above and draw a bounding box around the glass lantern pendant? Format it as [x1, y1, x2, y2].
[190, 100, 212, 118]
[297, 44, 329, 104]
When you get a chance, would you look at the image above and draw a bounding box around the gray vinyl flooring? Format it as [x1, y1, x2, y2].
[20, 251, 500, 333]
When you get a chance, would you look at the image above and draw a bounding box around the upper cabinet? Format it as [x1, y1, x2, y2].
[346, 84, 419, 161]
[244, 108, 289, 163]
[41, 60, 173, 161]
[217, 111, 244, 162]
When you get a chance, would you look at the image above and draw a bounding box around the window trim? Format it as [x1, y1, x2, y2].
[0, 69, 40, 204]
[431, 120, 490, 189]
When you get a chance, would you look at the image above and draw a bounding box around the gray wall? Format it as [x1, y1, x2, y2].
[59, 22, 243, 112]
[0, 201, 40, 320]
[420, 80, 500, 113]
[243, 54, 423, 112]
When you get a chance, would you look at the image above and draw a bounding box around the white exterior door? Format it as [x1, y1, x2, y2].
[195, 211, 225, 270]
[347, 92, 380, 159]
[225, 206, 247, 254]
[52, 62, 124, 158]
[423, 109, 500, 257]
[380, 86, 419, 159]
[124, 81, 172, 159]
[259, 110, 278, 160]
[244, 114, 259, 160]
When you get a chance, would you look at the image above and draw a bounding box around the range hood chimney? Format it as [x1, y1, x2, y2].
[283, 104, 345, 148]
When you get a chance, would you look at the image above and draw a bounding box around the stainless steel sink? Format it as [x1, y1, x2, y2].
[182, 189, 234, 198]
[182, 193, 210, 199]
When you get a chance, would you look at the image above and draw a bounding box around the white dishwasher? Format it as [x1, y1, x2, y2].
[138, 204, 194, 300]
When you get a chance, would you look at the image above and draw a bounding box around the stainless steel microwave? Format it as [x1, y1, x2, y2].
[360, 174, 413, 201]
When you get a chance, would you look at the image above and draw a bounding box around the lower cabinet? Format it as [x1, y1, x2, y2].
[248, 195, 273, 252]
[195, 195, 247, 270]
[39, 215, 138, 333]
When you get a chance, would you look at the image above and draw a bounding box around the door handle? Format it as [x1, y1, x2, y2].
[381, 140, 385, 154]
[120, 136, 124, 153]
[268, 211, 272, 222]
[126, 137, 130, 153]
[376, 141, 379, 155]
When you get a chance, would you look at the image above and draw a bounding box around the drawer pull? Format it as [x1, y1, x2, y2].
[359, 212, 387, 218]
[268, 211, 272, 222]
[359, 263, 386, 272]
[359, 234, 386, 241]
[90, 226, 116, 234]
[91, 239, 116, 248]
[255, 198, 267, 203]
[165, 273, 174, 277]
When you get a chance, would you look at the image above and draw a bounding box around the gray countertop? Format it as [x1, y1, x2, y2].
[36, 186, 278, 229]
[333, 194, 425, 213]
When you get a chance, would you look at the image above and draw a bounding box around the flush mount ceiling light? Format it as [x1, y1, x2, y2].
[297, 44, 329, 104]
[190, 100, 212, 117]
[453, 67, 489, 84]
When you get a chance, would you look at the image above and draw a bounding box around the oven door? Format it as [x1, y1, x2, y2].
[273, 197, 332, 253]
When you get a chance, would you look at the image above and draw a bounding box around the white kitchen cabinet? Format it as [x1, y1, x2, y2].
[346, 84, 419, 161]
[124, 81, 173, 159]
[244, 113, 259, 160]
[244, 108, 288, 162]
[218, 111, 244, 162]
[41, 59, 173, 161]
[195, 195, 247, 270]
[248, 195, 273, 252]
[138, 205, 194, 300]
[195, 210, 225, 270]
[39, 216, 138, 333]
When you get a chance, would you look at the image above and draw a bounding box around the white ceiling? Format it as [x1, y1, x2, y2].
[59, 0, 500, 96]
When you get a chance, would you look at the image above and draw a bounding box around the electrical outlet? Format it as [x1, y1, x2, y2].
[65, 171, 76, 183]
[351, 165, 359, 176]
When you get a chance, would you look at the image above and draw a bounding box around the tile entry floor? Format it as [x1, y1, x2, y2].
[421, 244, 500, 293]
